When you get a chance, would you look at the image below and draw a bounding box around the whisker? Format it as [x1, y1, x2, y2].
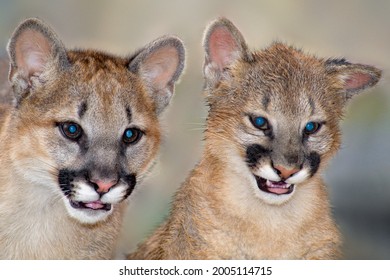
[205, 131, 231, 142]
[52, 192, 67, 207]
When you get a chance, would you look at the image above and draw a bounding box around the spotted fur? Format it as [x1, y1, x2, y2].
[128, 17, 381, 260]
[0, 18, 185, 259]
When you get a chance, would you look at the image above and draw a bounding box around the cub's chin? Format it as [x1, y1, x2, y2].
[63, 197, 114, 224]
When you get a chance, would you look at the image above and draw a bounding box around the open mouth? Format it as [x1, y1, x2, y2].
[255, 176, 294, 195]
[69, 199, 112, 211]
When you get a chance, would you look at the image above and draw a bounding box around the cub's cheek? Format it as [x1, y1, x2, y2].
[101, 184, 133, 204]
[73, 182, 99, 201]
[285, 169, 310, 185]
[305, 152, 321, 177]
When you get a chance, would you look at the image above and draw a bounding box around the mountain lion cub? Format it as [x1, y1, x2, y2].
[0, 18, 185, 259]
[129, 18, 381, 259]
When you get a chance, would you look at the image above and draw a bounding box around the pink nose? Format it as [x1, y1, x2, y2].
[274, 165, 299, 180]
[91, 179, 118, 193]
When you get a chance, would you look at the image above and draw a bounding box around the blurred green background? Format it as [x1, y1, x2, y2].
[0, 0, 389, 259]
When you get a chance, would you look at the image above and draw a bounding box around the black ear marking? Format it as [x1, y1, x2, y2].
[325, 58, 351, 67]
[325, 58, 382, 99]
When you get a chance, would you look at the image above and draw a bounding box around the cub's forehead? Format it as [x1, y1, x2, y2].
[29, 50, 156, 127]
[63, 50, 154, 115]
[68, 49, 129, 73]
[68, 50, 133, 92]
[64, 83, 155, 128]
[242, 44, 327, 90]
[241, 85, 320, 119]
[234, 45, 335, 116]
[75, 98, 136, 133]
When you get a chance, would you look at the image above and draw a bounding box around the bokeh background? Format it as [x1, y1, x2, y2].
[0, 0, 389, 259]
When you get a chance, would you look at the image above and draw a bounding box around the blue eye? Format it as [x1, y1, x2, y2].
[123, 128, 142, 144]
[304, 122, 321, 135]
[125, 129, 133, 139]
[68, 124, 77, 134]
[255, 117, 266, 127]
[60, 122, 82, 140]
[251, 116, 269, 130]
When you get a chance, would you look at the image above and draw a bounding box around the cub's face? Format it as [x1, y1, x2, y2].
[203, 18, 381, 205]
[14, 55, 160, 223]
[7, 19, 185, 224]
[242, 83, 338, 205]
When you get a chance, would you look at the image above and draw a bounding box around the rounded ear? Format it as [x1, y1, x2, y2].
[202, 17, 252, 87]
[7, 18, 69, 101]
[325, 59, 382, 99]
[129, 36, 185, 115]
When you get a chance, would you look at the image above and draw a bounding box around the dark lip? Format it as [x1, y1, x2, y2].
[254, 175, 294, 195]
[69, 200, 112, 211]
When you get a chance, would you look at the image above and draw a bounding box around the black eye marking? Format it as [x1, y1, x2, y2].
[261, 95, 270, 110]
[126, 107, 132, 123]
[308, 97, 315, 115]
[59, 122, 83, 141]
[246, 144, 271, 167]
[78, 102, 88, 118]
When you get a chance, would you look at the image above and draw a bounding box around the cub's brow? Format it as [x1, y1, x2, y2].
[261, 94, 270, 111]
[126, 106, 132, 123]
[78, 102, 88, 118]
[308, 96, 316, 115]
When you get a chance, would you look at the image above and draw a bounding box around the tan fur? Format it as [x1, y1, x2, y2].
[0, 56, 12, 105]
[0, 18, 185, 259]
[129, 18, 381, 260]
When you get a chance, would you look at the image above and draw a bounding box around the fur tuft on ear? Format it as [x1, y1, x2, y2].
[129, 36, 185, 115]
[7, 18, 69, 101]
[203, 17, 251, 88]
[325, 58, 382, 99]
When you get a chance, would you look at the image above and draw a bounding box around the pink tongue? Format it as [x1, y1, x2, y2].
[266, 181, 291, 195]
[267, 187, 290, 195]
[85, 201, 104, 210]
